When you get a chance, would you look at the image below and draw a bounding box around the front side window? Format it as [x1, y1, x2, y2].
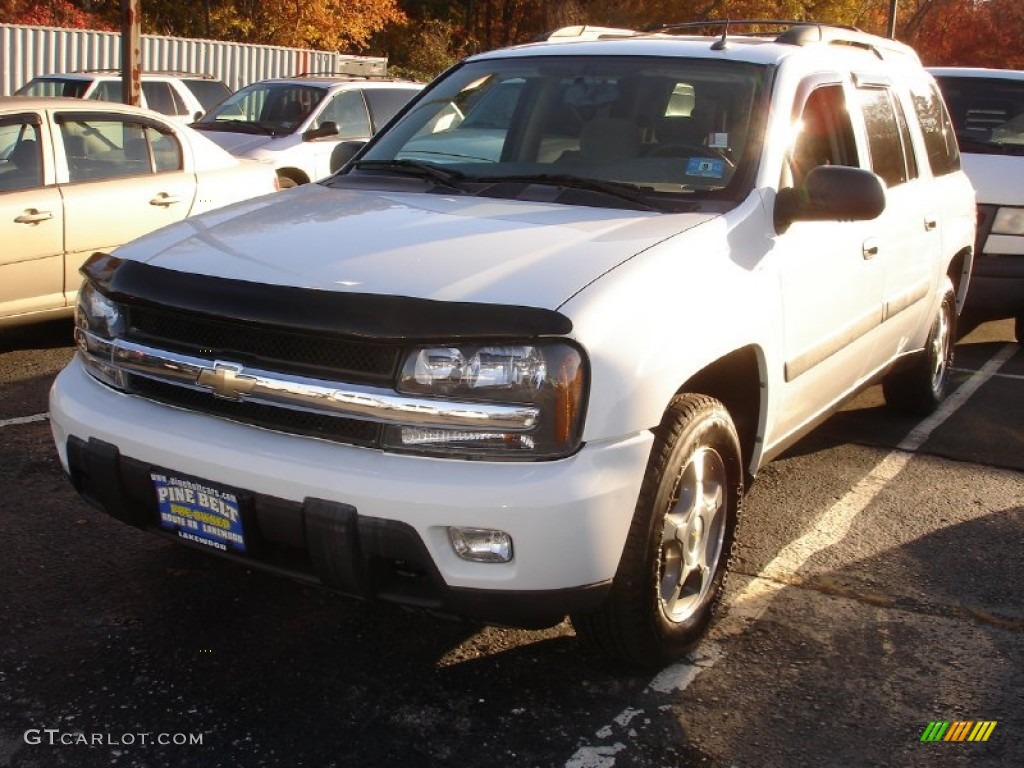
[89, 80, 122, 103]
[346, 56, 768, 211]
[0, 120, 44, 192]
[787, 84, 859, 188]
[58, 116, 181, 182]
[313, 90, 371, 139]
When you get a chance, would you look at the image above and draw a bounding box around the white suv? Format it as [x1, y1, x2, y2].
[15, 71, 231, 123]
[51, 23, 975, 666]
[190, 75, 423, 187]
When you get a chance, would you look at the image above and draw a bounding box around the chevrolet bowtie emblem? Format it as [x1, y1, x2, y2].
[196, 361, 258, 400]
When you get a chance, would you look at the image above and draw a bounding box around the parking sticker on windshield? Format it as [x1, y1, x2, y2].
[686, 157, 726, 178]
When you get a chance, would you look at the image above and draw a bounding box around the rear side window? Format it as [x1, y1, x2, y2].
[363, 88, 420, 131]
[857, 86, 916, 187]
[182, 79, 232, 113]
[909, 81, 960, 176]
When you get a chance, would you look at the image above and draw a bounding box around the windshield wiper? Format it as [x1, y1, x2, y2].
[192, 119, 277, 136]
[351, 159, 467, 192]
[472, 173, 667, 212]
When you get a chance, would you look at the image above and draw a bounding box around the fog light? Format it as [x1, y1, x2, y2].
[449, 527, 513, 563]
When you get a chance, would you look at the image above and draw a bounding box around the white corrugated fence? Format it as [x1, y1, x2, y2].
[1, 22, 387, 96]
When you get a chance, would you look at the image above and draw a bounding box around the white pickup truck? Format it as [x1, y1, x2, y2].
[51, 22, 975, 666]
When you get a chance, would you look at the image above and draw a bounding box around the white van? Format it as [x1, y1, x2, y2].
[930, 67, 1024, 340]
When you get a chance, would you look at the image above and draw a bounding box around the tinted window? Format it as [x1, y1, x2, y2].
[363, 88, 420, 130]
[858, 86, 912, 187]
[0, 121, 44, 192]
[935, 75, 1024, 154]
[182, 79, 232, 112]
[909, 80, 960, 175]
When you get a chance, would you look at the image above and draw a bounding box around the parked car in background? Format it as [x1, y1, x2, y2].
[0, 97, 279, 327]
[15, 71, 231, 123]
[190, 75, 423, 187]
[930, 67, 1024, 341]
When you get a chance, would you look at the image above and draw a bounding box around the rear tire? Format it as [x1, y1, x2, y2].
[571, 394, 742, 668]
[883, 281, 956, 415]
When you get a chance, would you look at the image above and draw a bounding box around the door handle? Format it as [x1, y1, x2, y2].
[924, 216, 938, 231]
[14, 209, 54, 224]
[149, 193, 182, 207]
[862, 239, 879, 260]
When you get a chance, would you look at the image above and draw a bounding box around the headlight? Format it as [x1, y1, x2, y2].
[992, 206, 1024, 236]
[387, 342, 587, 459]
[75, 279, 127, 389]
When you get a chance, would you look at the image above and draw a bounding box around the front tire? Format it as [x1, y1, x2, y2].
[883, 280, 956, 415]
[571, 394, 743, 667]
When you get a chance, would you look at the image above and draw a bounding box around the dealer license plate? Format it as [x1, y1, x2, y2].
[151, 471, 246, 553]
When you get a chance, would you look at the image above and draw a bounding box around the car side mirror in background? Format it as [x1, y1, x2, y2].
[329, 140, 367, 173]
[303, 121, 339, 141]
[774, 165, 886, 233]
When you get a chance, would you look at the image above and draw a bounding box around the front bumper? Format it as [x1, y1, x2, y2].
[51, 357, 654, 626]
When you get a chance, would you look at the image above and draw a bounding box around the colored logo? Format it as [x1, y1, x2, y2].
[921, 721, 997, 742]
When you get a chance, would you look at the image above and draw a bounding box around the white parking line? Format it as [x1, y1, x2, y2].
[0, 413, 48, 428]
[565, 343, 1017, 766]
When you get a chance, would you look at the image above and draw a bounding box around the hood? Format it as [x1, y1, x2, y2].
[960, 153, 1024, 206]
[195, 130, 279, 155]
[114, 183, 718, 310]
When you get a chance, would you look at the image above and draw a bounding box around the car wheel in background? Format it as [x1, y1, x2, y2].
[571, 393, 742, 668]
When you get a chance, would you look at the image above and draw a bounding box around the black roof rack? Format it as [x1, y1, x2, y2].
[645, 19, 916, 60]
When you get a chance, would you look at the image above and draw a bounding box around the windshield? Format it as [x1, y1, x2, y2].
[936, 76, 1024, 154]
[16, 77, 90, 99]
[194, 83, 327, 135]
[351, 55, 768, 208]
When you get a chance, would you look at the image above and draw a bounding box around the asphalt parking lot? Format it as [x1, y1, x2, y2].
[1, 317, 1021, 768]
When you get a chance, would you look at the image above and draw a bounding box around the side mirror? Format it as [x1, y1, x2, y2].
[330, 140, 367, 173]
[775, 165, 886, 232]
[303, 121, 339, 141]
